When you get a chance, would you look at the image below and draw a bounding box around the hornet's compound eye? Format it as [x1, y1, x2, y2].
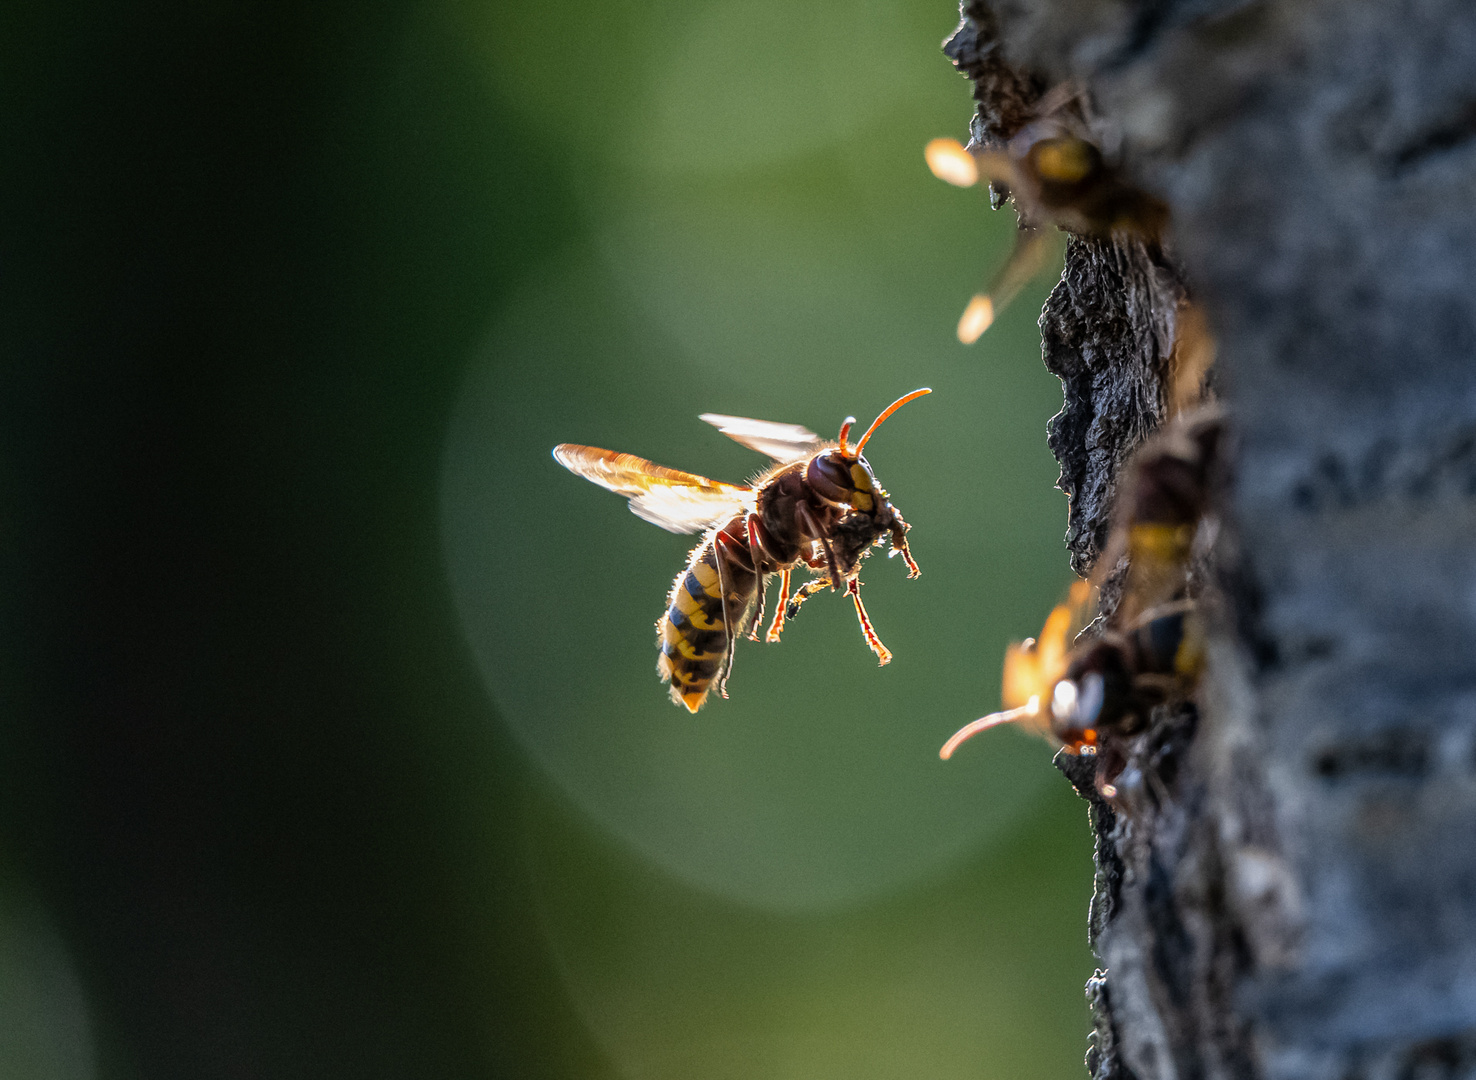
[1052, 672, 1105, 729]
[806, 452, 853, 503]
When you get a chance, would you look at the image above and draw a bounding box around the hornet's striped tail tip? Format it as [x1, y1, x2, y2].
[669, 685, 707, 714]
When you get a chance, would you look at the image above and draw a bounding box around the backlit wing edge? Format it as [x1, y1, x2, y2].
[552, 444, 754, 534]
[697, 414, 824, 463]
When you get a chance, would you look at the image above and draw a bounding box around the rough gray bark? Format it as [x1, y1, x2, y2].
[1042, 234, 1186, 574]
[947, 3, 1476, 1080]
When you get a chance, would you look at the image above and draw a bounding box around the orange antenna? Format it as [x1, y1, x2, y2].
[836, 416, 857, 457]
[853, 388, 931, 457]
[924, 138, 979, 188]
[957, 295, 994, 344]
[939, 700, 1039, 760]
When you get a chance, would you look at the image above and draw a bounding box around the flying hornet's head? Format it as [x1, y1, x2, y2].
[803, 388, 930, 578]
[803, 389, 930, 519]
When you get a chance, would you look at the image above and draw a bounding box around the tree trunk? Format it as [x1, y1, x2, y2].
[946, 3, 1476, 1079]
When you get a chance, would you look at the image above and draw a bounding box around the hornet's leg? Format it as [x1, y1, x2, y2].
[765, 567, 792, 643]
[712, 533, 746, 698]
[889, 515, 921, 578]
[785, 577, 831, 621]
[846, 577, 892, 666]
[796, 502, 842, 589]
[744, 514, 769, 642]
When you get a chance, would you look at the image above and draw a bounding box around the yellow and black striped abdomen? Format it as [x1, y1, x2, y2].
[657, 529, 758, 713]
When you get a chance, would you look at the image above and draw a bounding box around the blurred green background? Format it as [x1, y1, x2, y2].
[0, 0, 1094, 1077]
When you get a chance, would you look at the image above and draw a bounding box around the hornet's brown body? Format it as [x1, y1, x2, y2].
[657, 454, 914, 711]
[555, 391, 928, 712]
[942, 407, 1225, 799]
[925, 84, 1169, 343]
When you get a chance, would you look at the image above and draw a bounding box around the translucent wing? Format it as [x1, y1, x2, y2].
[552, 444, 753, 534]
[698, 414, 824, 463]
